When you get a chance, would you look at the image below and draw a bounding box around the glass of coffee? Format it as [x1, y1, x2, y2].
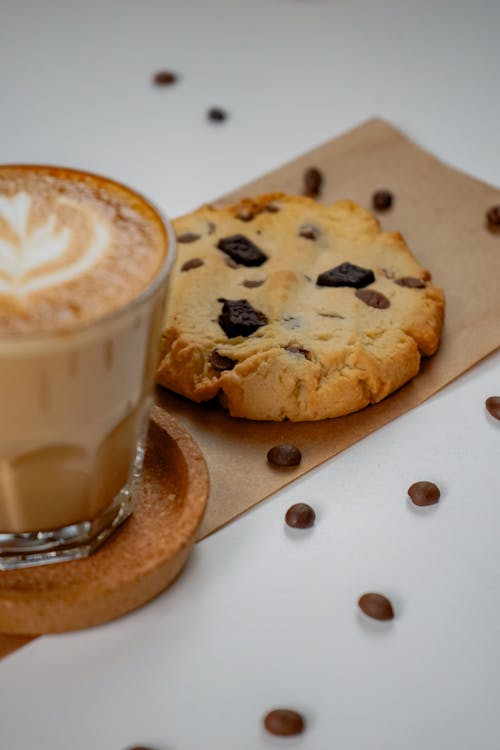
[0, 165, 175, 569]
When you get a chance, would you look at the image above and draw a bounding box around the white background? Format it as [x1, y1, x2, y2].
[1, 1, 500, 748]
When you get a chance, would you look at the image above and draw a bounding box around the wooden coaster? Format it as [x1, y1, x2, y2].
[0, 407, 209, 635]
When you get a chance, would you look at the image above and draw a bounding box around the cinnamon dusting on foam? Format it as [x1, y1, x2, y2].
[0, 167, 167, 334]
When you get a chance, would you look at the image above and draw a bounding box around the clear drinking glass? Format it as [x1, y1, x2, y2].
[0, 170, 175, 569]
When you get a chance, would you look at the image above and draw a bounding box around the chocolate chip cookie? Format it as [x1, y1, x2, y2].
[157, 194, 445, 421]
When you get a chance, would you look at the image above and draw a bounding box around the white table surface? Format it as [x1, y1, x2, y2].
[1, 1, 499, 748]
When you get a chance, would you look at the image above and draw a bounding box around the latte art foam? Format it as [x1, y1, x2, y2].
[0, 166, 168, 334]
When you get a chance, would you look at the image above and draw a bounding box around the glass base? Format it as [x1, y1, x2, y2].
[0, 443, 145, 570]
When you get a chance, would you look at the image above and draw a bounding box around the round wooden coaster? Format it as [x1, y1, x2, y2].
[0, 407, 209, 634]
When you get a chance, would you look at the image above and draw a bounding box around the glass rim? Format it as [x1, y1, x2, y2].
[0, 164, 176, 342]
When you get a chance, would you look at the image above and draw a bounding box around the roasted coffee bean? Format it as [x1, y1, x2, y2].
[237, 207, 254, 222]
[177, 232, 200, 243]
[395, 276, 426, 288]
[263, 709, 305, 737]
[285, 503, 316, 528]
[210, 350, 236, 371]
[242, 279, 265, 288]
[207, 107, 227, 122]
[264, 203, 280, 213]
[485, 396, 500, 420]
[358, 593, 394, 621]
[303, 167, 323, 198]
[217, 234, 268, 266]
[355, 289, 390, 308]
[486, 205, 500, 229]
[218, 298, 268, 338]
[267, 444, 302, 467]
[152, 70, 177, 86]
[372, 189, 393, 211]
[299, 224, 319, 240]
[408, 481, 441, 507]
[181, 258, 204, 272]
[317, 262, 375, 288]
[285, 345, 311, 359]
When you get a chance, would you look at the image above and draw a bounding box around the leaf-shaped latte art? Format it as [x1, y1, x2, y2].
[0, 192, 109, 295]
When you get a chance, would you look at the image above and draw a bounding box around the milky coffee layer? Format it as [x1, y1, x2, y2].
[0, 166, 167, 334]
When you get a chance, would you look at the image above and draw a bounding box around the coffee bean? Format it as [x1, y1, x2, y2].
[372, 189, 393, 211]
[218, 298, 268, 338]
[485, 396, 500, 420]
[395, 276, 426, 288]
[285, 503, 315, 528]
[242, 279, 264, 288]
[207, 107, 227, 122]
[152, 70, 177, 86]
[303, 167, 323, 198]
[317, 262, 375, 288]
[217, 234, 268, 267]
[181, 258, 204, 272]
[267, 444, 302, 467]
[355, 289, 390, 309]
[408, 481, 440, 507]
[210, 350, 236, 371]
[177, 232, 200, 243]
[486, 205, 500, 229]
[263, 709, 305, 736]
[358, 593, 394, 621]
[285, 345, 311, 359]
[299, 224, 319, 240]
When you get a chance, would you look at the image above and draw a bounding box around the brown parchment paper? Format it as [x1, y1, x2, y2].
[1, 117, 499, 658]
[161, 117, 500, 541]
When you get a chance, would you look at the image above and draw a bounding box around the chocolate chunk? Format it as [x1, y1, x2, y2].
[263, 709, 305, 737]
[181, 258, 204, 272]
[237, 207, 254, 222]
[267, 444, 302, 467]
[210, 350, 236, 371]
[299, 224, 319, 240]
[207, 107, 227, 122]
[317, 262, 375, 288]
[177, 232, 200, 243]
[408, 481, 440, 507]
[358, 593, 394, 621]
[355, 289, 390, 308]
[372, 189, 393, 211]
[218, 298, 268, 338]
[242, 279, 264, 288]
[395, 276, 426, 288]
[485, 396, 500, 420]
[152, 70, 177, 86]
[303, 167, 323, 198]
[217, 234, 268, 267]
[285, 503, 316, 528]
[264, 203, 280, 213]
[285, 345, 311, 359]
[486, 205, 500, 229]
